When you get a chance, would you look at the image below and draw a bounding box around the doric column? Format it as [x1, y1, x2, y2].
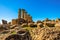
[24, 12, 28, 20]
[21, 9, 25, 19]
[18, 9, 21, 19]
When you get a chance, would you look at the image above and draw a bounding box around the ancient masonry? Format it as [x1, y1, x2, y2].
[12, 9, 33, 25]
[2, 20, 7, 24]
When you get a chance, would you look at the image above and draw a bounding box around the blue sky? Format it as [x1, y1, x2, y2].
[0, 0, 60, 23]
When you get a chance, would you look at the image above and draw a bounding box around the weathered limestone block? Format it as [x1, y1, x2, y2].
[0, 24, 9, 32]
[55, 23, 60, 27]
[46, 23, 55, 27]
[21, 23, 28, 27]
[2, 20, 7, 24]
[37, 23, 44, 28]
[10, 24, 17, 29]
[55, 23, 60, 29]
[28, 23, 37, 27]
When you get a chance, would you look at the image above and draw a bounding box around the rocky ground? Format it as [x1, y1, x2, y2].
[0, 26, 60, 40]
[30, 27, 60, 40]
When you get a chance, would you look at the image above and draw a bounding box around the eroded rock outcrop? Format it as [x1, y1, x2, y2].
[5, 29, 32, 40]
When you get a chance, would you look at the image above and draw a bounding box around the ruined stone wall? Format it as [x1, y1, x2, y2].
[12, 19, 17, 25]
[2, 20, 7, 24]
[27, 15, 32, 23]
[24, 12, 28, 20]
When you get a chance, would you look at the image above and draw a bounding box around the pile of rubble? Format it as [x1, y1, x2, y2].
[4, 29, 32, 40]
[0, 26, 60, 40]
[30, 27, 60, 40]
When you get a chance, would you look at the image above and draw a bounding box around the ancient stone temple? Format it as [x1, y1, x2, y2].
[12, 9, 33, 25]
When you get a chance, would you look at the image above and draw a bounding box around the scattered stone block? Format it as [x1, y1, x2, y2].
[2, 20, 7, 24]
